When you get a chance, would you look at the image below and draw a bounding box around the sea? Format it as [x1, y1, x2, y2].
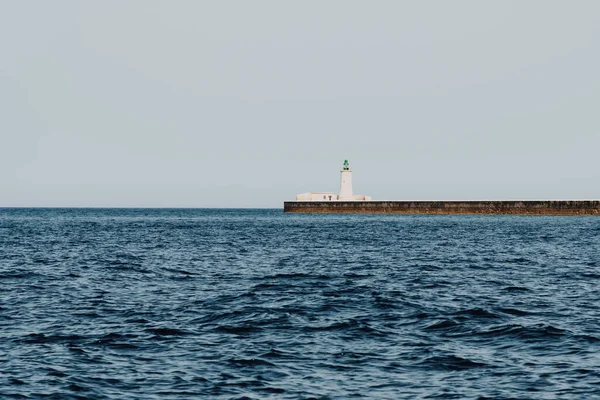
[1, 208, 600, 399]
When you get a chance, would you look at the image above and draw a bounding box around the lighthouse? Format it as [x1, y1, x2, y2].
[338, 159, 354, 200]
[294, 159, 371, 201]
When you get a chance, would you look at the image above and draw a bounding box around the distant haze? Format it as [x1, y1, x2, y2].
[2, 1, 599, 207]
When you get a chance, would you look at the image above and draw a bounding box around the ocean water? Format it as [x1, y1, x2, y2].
[2, 208, 600, 399]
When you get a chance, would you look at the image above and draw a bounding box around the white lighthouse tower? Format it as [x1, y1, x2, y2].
[294, 159, 371, 201]
[338, 159, 354, 200]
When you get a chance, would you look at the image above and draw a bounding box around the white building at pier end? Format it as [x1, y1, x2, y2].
[295, 160, 372, 201]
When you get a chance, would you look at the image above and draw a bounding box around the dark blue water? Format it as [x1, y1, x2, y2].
[2, 208, 600, 399]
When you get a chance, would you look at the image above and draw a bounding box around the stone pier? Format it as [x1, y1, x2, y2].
[283, 200, 600, 216]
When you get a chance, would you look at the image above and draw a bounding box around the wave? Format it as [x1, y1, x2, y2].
[418, 355, 488, 371]
[477, 323, 568, 340]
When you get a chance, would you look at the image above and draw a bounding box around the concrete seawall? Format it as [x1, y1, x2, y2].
[284, 201, 600, 216]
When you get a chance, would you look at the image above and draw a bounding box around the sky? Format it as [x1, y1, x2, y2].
[2, 1, 599, 207]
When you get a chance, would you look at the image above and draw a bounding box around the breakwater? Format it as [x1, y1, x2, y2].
[284, 200, 600, 215]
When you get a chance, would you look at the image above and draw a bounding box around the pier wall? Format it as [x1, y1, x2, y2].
[283, 201, 600, 216]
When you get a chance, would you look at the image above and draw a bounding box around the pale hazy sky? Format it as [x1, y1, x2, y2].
[2, 1, 599, 207]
